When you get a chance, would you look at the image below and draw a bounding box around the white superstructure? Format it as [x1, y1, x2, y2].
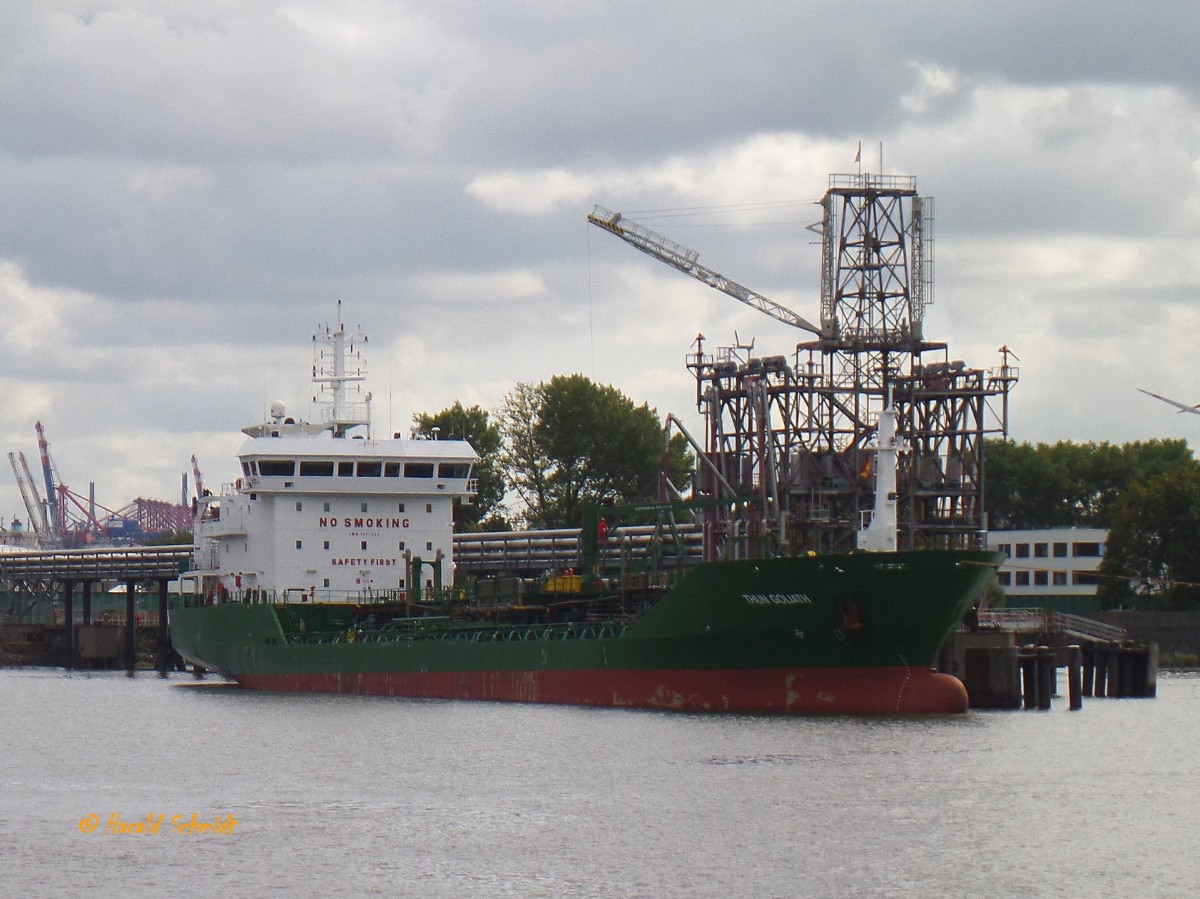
[192, 309, 477, 602]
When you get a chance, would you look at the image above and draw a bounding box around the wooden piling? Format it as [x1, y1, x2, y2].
[1036, 645, 1054, 710]
[1067, 645, 1083, 710]
[1020, 644, 1038, 709]
[156, 578, 171, 674]
[1106, 642, 1121, 698]
[124, 579, 137, 673]
[1082, 646, 1095, 697]
[62, 579, 75, 670]
[1093, 643, 1108, 697]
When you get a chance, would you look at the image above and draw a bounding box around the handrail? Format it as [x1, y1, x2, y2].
[977, 608, 1127, 643]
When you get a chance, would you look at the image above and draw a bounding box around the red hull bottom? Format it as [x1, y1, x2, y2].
[232, 666, 969, 715]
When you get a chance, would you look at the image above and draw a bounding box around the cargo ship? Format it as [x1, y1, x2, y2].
[170, 311, 1001, 715]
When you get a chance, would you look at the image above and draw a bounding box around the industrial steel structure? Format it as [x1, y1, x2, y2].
[589, 170, 1017, 557]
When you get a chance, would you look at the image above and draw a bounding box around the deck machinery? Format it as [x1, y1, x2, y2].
[590, 171, 1018, 559]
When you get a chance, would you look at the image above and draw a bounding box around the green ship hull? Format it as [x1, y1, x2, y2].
[170, 550, 1001, 715]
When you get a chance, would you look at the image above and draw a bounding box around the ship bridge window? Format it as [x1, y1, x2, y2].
[404, 462, 435, 478]
[338, 461, 354, 477]
[357, 461, 382, 477]
[258, 460, 296, 477]
[438, 463, 471, 479]
[300, 461, 334, 477]
[241, 462, 253, 477]
[384, 462, 401, 477]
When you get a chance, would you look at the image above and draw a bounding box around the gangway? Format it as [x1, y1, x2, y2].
[978, 608, 1128, 643]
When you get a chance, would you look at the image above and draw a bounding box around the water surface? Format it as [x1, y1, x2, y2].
[2, 668, 1196, 897]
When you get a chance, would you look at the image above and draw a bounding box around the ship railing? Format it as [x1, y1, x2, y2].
[290, 617, 630, 645]
[273, 587, 412, 605]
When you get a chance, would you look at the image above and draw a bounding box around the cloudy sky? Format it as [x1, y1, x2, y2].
[3, 1, 1200, 528]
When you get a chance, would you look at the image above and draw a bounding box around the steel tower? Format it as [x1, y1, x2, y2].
[592, 170, 1017, 558]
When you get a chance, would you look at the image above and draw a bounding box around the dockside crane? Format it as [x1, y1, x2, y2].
[191, 454, 205, 499]
[7, 451, 51, 541]
[34, 421, 62, 536]
[587, 206, 827, 337]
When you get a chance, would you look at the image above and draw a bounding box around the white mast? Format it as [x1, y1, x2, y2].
[857, 390, 908, 552]
[312, 301, 372, 438]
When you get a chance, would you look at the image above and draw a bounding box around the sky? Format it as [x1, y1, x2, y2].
[3, 0, 1200, 528]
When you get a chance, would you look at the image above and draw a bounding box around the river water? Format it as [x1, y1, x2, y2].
[2, 667, 1196, 898]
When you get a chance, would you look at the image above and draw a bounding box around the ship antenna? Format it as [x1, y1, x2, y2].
[312, 303, 371, 438]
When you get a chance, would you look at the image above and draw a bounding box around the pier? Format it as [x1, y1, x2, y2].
[943, 608, 1158, 709]
[0, 545, 191, 673]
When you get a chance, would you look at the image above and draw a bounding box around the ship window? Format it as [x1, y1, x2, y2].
[360, 502, 368, 513]
[398, 503, 405, 513]
[338, 461, 354, 477]
[384, 462, 401, 477]
[258, 459, 296, 476]
[296, 540, 302, 550]
[357, 461, 382, 477]
[398, 541, 405, 550]
[426, 541, 433, 551]
[295, 502, 303, 512]
[300, 461, 335, 477]
[437, 463, 471, 479]
[425, 503, 432, 513]
[361, 541, 367, 551]
[323, 502, 331, 512]
[404, 462, 435, 478]
[398, 578, 405, 589]
[323, 541, 330, 550]
[323, 578, 330, 588]
[242, 462, 253, 476]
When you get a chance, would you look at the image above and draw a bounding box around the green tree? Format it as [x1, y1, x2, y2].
[412, 402, 509, 531]
[1099, 462, 1200, 610]
[984, 438, 1193, 529]
[498, 374, 690, 529]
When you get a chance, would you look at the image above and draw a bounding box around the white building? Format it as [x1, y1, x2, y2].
[985, 527, 1107, 613]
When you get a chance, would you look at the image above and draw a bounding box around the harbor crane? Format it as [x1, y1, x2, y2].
[191, 454, 205, 499]
[7, 451, 51, 540]
[587, 206, 826, 337]
[34, 421, 61, 538]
